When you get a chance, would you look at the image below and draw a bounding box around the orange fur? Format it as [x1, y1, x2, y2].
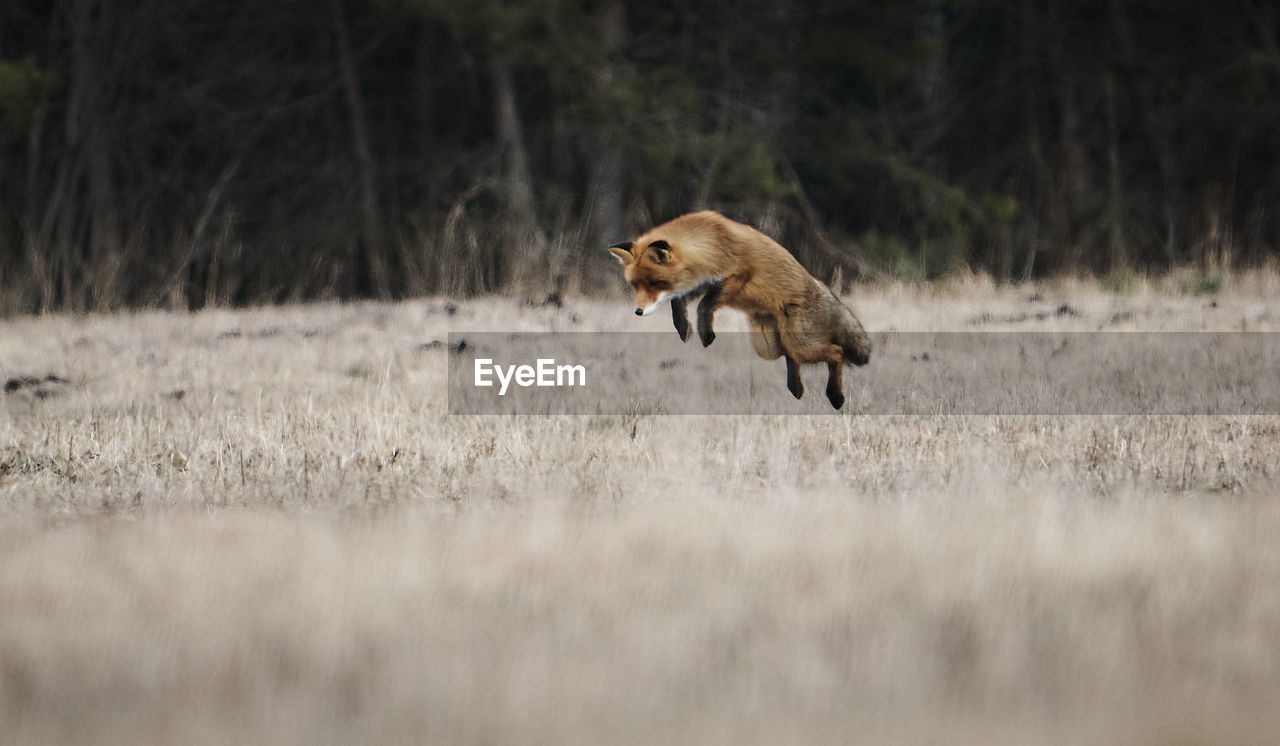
[609, 211, 871, 409]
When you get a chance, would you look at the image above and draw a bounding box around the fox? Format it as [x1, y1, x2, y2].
[608, 210, 871, 409]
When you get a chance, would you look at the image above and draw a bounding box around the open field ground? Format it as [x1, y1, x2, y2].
[3, 273, 1280, 744]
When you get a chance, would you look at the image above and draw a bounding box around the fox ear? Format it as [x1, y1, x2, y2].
[647, 239, 674, 265]
[608, 241, 634, 264]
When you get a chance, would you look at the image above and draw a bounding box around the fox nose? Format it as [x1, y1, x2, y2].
[635, 308, 643, 316]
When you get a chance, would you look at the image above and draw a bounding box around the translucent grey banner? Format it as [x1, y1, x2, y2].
[446, 332, 1280, 415]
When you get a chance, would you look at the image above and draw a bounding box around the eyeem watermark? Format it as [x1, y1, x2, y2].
[474, 358, 586, 395]
[448, 331, 1280, 415]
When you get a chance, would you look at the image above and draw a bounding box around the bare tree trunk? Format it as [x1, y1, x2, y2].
[22, 9, 60, 311]
[85, 136, 120, 307]
[1019, 0, 1049, 278]
[1104, 68, 1126, 270]
[587, 0, 626, 249]
[491, 59, 538, 235]
[1111, 3, 1180, 268]
[1058, 60, 1089, 270]
[57, 0, 124, 310]
[589, 147, 624, 243]
[54, 0, 98, 309]
[329, 0, 388, 297]
[490, 57, 545, 292]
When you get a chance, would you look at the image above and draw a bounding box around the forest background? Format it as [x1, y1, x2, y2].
[2, 0, 1278, 313]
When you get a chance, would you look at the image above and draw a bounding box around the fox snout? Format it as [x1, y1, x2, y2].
[634, 293, 668, 316]
[628, 281, 676, 317]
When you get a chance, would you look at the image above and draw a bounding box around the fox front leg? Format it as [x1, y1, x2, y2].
[785, 356, 804, 399]
[671, 296, 691, 342]
[696, 280, 724, 347]
[824, 359, 845, 410]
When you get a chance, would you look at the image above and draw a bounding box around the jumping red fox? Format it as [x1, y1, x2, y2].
[609, 210, 871, 409]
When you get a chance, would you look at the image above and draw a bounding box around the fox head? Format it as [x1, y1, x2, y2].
[608, 238, 689, 316]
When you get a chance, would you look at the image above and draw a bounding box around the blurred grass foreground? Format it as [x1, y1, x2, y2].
[3, 279, 1280, 743]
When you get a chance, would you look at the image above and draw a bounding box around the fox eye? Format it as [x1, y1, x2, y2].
[650, 281, 671, 291]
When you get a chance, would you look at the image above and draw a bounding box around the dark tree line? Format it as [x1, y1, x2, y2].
[1, 0, 1278, 313]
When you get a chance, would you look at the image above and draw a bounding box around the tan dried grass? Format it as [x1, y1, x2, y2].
[2, 275, 1278, 744]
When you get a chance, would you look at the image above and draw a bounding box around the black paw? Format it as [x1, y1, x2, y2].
[699, 327, 715, 347]
[675, 318, 690, 342]
[786, 359, 804, 399]
[826, 388, 845, 410]
[672, 300, 690, 342]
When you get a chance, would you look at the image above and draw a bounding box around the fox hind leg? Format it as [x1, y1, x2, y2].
[671, 296, 690, 342]
[696, 280, 724, 347]
[785, 356, 804, 399]
[748, 315, 783, 359]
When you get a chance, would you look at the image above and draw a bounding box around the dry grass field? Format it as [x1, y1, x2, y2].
[2, 271, 1280, 744]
